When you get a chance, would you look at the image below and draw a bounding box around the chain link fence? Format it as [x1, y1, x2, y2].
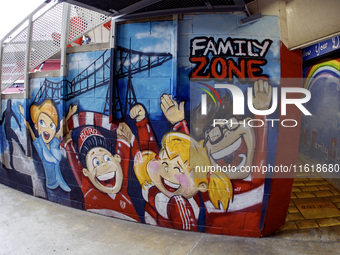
[1, 2, 111, 92]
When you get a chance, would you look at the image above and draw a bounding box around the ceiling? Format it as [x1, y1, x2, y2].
[59, 0, 253, 20]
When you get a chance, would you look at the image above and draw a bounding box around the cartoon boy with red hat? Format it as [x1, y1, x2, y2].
[63, 106, 141, 222]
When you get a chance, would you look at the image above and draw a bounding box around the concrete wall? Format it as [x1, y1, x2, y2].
[0, 13, 300, 237]
[254, 0, 340, 49]
[286, 0, 340, 49]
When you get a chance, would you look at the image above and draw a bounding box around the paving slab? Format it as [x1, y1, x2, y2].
[0, 184, 339, 255]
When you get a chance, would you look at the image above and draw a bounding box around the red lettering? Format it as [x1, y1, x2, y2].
[246, 59, 268, 80]
[330, 137, 337, 159]
[189, 57, 268, 80]
[228, 59, 245, 81]
[211, 57, 227, 79]
[300, 127, 308, 145]
[189, 57, 211, 79]
[311, 131, 317, 149]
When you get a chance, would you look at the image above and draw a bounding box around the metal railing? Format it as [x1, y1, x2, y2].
[0, 0, 111, 94]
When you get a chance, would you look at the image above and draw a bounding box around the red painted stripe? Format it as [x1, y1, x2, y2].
[199, 82, 223, 106]
[78, 112, 86, 127]
[94, 112, 103, 127]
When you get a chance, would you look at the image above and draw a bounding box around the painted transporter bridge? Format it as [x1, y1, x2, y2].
[0, 0, 303, 237]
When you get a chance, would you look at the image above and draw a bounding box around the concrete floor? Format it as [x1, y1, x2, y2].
[0, 184, 339, 255]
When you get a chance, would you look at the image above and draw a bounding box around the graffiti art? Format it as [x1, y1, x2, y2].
[1, 14, 289, 236]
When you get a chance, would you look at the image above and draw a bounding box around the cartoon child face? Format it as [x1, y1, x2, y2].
[35, 113, 57, 144]
[204, 117, 255, 179]
[147, 154, 205, 199]
[83, 147, 123, 194]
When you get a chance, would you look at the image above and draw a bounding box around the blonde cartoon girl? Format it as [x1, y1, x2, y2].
[131, 99, 233, 231]
[19, 100, 71, 194]
[135, 132, 233, 202]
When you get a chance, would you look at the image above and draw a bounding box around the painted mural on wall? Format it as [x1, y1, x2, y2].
[0, 14, 281, 236]
[299, 56, 340, 172]
[186, 15, 280, 233]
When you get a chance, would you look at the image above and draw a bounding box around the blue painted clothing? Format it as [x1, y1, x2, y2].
[33, 135, 70, 192]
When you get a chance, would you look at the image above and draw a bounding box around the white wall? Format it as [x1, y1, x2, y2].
[254, 0, 340, 49]
[286, 0, 340, 49]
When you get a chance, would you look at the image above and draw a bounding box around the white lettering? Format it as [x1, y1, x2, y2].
[281, 88, 312, 116]
[192, 38, 207, 56]
[217, 40, 234, 55]
[204, 40, 218, 56]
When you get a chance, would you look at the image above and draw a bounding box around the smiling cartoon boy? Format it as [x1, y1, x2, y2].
[64, 108, 141, 222]
[189, 80, 272, 233]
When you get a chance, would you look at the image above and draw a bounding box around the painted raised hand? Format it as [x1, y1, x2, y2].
[160, 94, 185, 125]
[129, 104, 146, 122]
[252, 79, 272, 110]
[117, 122, 133, 144]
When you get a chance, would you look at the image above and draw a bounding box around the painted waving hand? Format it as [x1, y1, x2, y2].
[160, 94, 185, 125]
